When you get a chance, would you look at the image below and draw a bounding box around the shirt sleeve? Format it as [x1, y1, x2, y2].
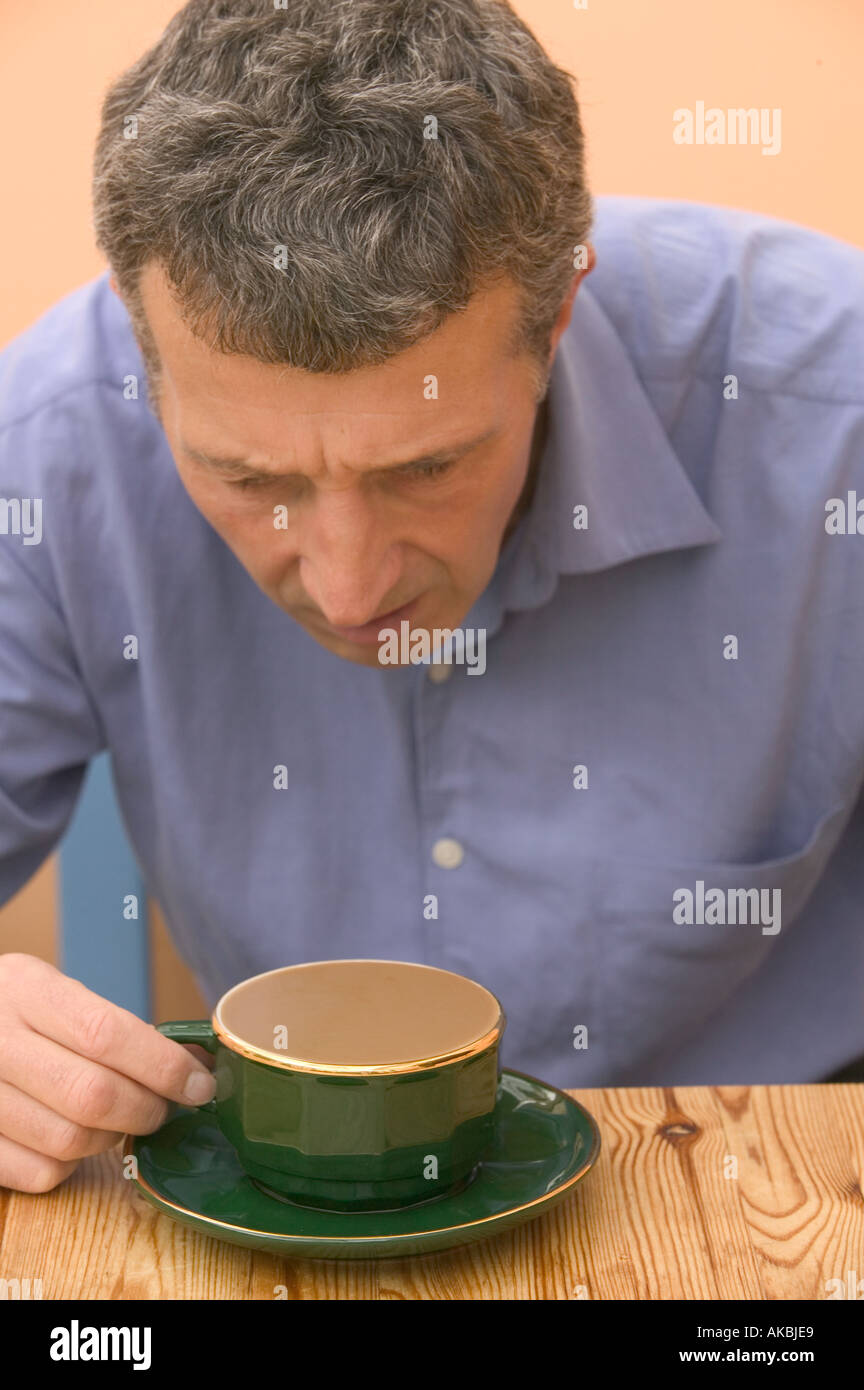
[0, 534, 105, 907]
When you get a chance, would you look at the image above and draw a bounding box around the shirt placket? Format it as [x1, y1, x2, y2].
[412, 655, 466, 971]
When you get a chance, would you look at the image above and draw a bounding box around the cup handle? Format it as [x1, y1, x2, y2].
[157, 1020, 219, 1113]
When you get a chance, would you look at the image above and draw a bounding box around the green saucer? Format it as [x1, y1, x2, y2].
[126, 1068, 600, 1260]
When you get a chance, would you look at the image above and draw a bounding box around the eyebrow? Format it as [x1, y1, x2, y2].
[180, 426, 499, 483]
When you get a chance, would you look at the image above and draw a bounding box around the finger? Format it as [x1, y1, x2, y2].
[0, 1025, 172, 1136]
[0, 1076, 124, 1162]
[6, 955, 215, 1104]
[0, 1131, 79, 1194]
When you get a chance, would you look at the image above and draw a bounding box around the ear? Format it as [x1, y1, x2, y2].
[549, 244, 596, 354]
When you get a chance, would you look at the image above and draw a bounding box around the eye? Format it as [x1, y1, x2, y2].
[399, 457, 458, 482]
[230, 473, 297, 494]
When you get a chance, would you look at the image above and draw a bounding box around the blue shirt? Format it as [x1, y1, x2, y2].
[2, 195, 863, 1088]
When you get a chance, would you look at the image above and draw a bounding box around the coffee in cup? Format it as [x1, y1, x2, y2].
[157, 959, 505, 1212]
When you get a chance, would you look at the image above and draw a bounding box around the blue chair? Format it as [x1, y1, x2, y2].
[58, 750, 151, 1019]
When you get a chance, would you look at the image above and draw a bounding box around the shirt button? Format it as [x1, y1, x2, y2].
[428, 662, 453, 684]
[432, 837, 464, 869]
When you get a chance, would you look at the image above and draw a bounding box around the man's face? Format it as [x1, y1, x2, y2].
[130, 262, 588, 668]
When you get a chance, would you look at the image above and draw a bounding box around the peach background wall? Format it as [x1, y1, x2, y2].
[1, 0, 862, 1015]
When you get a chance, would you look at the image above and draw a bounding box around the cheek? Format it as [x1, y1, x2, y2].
[179, 471, 261, 539]
[478, 451, 530, 527]
[427, 456, 523, 546]
[461, 450, 524, 511]
[175, 464, 225, 523]
[187, 485, 285, 572]
[430, 488, 513, 575]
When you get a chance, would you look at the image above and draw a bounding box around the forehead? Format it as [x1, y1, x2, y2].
[136, 261, 524, 424]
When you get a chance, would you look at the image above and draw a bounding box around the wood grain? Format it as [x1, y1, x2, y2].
[1, 1085, 861, 1300]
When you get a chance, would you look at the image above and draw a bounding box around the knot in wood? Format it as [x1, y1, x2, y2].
[658, 1120, 699, 1145]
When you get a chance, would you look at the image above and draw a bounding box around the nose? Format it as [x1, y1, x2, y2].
[299, 488, 403, 629]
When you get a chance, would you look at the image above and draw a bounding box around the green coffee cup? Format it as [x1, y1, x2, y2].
[157, 959, 505, 1212]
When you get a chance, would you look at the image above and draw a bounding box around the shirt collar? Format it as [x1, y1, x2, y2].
[466, 284, 722, 633]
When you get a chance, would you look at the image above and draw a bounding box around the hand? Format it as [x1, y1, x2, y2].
[0, 952, 216, 1192]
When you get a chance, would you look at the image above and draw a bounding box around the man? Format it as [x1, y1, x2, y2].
[1, 0, 862, 1194]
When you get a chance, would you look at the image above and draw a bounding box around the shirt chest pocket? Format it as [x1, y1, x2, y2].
[588, 800, 851, 1076]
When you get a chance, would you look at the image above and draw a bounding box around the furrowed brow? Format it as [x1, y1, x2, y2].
[181, 446, 279, 481]
[180, 426, 499, 481]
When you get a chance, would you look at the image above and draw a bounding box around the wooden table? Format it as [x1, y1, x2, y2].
[2, 1084, 862, 1300]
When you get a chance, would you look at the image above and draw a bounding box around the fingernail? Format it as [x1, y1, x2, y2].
[184, 1070, 217, 1104]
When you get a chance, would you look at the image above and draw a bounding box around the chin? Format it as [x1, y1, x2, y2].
[332, 641, 388, 669]
[299, 623, 390, 669]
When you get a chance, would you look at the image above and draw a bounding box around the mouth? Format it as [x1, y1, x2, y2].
[325, 597, 423, 646]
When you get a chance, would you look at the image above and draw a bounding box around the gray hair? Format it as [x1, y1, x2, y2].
[93, 0, 593, 402]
